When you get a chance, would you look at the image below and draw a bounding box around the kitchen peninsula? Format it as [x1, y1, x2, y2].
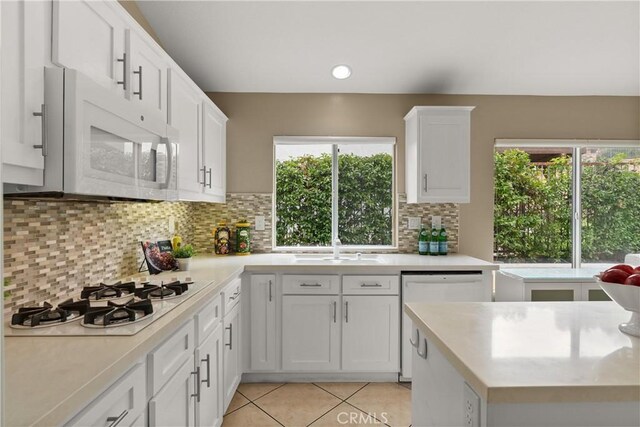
[405, 301, 640, 427]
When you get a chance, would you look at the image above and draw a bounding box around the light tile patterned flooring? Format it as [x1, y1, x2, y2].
[223, 382, 411, 427]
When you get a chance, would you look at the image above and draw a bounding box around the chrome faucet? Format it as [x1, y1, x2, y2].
[333, 238, 342, 260]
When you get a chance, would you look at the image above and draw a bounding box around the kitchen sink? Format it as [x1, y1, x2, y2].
[293, 254, 385, 263]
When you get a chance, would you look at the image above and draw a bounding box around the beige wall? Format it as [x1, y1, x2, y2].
[208, 92, 640, 261]
[118, 0, 163, 46]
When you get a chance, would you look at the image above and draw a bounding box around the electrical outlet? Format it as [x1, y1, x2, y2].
[255, 216, 265, 231]
[168, 216, 175, 234]
[431, 215, 442, 229]
[463, 383, 480, 427]
[407, 217, 422, 230]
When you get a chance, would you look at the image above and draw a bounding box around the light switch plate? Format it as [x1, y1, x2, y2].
[463, 383, 480, 427]
[255, 216, 265, 231]
[407, 217, 421, 230]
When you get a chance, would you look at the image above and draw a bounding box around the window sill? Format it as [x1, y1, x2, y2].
[272, 245, 398, 253]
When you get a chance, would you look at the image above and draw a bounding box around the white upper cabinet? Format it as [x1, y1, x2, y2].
[1, 0, 50, 186]
[52, 0, 127, 95]
[127, 29, 168, 119]
[202, 101, 227, 202]
[169, 69, 205, 198]
[404, 106, 474, 203]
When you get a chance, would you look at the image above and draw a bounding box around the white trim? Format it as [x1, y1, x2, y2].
[495, 138, 640, 148]
[274, 136, 396, 145]
[272, 246, 398, 253]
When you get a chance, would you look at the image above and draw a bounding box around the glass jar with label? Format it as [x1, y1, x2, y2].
[235, 220, 251, 255]
[213, 221, 231, 255]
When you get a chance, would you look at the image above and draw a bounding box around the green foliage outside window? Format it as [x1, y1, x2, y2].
[494, 149, 640, 263]
[276, 153, 393, 247]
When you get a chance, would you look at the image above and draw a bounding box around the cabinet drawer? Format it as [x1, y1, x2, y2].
[148, 319, 194, 395]
[195, 294, 221, 345]
[66, 362, 146, 427]
[222, 277, 242, 316]
[282, 275, 340, 295]
[343, 275, 399, 295]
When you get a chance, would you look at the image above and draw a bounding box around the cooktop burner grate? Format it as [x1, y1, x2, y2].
[10, 299, 90, 328]
[134, 280, 193, 300]
[83, 298, 153, 327]
[80, 281, 137, 300]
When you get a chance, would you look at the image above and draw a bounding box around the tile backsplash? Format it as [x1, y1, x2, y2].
[3, 193, 458, 314]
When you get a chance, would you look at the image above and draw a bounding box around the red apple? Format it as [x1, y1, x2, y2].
[610, 264, 635, 275]
[633, 266, 640, 275]
[601, 268, 631, 284]
[624, 274, 640, 287]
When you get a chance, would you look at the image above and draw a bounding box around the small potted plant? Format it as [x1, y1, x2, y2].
[172, 244, 195, 271]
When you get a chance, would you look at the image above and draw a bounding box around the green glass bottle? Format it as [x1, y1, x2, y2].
[439, 226, 448, 255]
[418, 225, 429, 255]
[429, 226, 439, 255]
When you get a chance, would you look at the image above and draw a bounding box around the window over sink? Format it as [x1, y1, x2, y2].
[274, 136, 395, 249]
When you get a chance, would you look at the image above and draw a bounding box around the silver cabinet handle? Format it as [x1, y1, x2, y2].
[226, 324, 233, 349]
[423, 174, 428, 192]
[345, 301, 349, 323]
[106, 410, 128, 427]
[416, 338, 428, 359]
[116, 53, 127, 90]
[201, 354, 211, 388]
[191, 367, 201, 402]
[300, 283, 322, 287]
[332, 301, 337, 323]
[32, 104, 47, 156]
[268, 280, 273, 302]
[206, 167, 212, 188]
[133, 65, 142, 100]
[409, 328, 419, 348]
[360, 283, 382, 287]
[200, 166, 207, 185]
[229, 290, 240, 301]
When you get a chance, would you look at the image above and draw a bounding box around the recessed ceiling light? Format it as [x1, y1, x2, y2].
[332, 65, 351, 80]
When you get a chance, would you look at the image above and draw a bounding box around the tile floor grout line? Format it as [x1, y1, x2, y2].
[343, 382, 370, 401]
[251, 402, 287, 427]
[311, 382, 370, 402]
[223, 399, 251, 417]
[241, 383, 287, 403]
[305, 400, 345, 427]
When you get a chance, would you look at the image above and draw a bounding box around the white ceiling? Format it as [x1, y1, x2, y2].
[137, 1, 640, 96]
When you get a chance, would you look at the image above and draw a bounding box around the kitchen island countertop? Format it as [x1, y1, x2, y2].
[404, 301, 640, 404]
[5, 252, 496, 426]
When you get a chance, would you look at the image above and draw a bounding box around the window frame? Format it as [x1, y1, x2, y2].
[273, 136, 397, 251]
[494, 138, 640, 268]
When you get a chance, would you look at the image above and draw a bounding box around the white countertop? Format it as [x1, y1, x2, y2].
[498, 266, 609, 282]
[4, 252, 496, 426]
[404, 301, 640, 404]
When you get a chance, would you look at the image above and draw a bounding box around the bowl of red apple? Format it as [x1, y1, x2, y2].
[597, 264, 640, 337]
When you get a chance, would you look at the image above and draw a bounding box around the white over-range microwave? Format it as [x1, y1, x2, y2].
[5, 67, 178, 200]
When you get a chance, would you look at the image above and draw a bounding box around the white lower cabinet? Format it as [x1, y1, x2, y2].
[342, 295, 399, 372]
[148, 356, 197, 427]
[195, 325, 224, 427]
[65, 362, 147, 427]
[223, 302, 242, 410]
[282, 295, 341, 371]
[250, 274, 277, 371]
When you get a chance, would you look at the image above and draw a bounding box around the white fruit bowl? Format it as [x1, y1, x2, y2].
[597, 278, 640, 337]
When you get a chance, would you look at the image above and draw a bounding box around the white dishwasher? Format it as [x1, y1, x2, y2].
[401, 271, 488, 380]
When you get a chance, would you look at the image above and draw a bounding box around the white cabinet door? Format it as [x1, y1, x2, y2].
[411, 335, 467, 427]
[127, 29, 168, 120]
[250, 274, 277, 371]
[202, 100, 227, 201]
[223, 303, 241, 410]
[342, 295, 399, 372]
[196, 325, 223, 427]
[169, 68, 205, 199]
[405, 106, 474, 203]
[282, 295, 340, 371]
[148, 357, 196, 427]
[52, 0, 126, 94]
[1, 0, 48, 185]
